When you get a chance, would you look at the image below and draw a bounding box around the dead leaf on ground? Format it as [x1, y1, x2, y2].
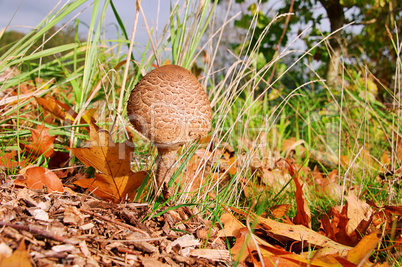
[35, 96, 70, 121]
[0, 150, 26, 170]
[0, 240, 32, 267]
[282, 159, 311, 228]
[71, 121, 146, 202]
[14, 166, 63, 193]
[20, 123, 55, 158]
[35, 96, 96, 126]
[229, 206, 351, 256]
[220, 209, 355, 266]
[347, 231, 380, 265]
[217, 213, 243, 237]
[345, 189, 372, 236]
[269, 204, 291, 219]
[311, 168, 342, 200]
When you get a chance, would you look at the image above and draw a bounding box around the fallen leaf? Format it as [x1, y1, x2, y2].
[0, 151, 26, 170]
[282, 137, 306, 157]
[48, 151, 70, 169]
[270, 204, 291, 218]
[230, 206, 352, 256]
[20, 123, 55, 158]
[14, 166, 63, 192]
[74, 172, 146, 203]
[347, 231, 379, 265]
[0, 240, 32, 267]
[312, 168, 342, 200]
[282, 159, 311, 228]
[71, 121, 146, 202]
[218, 212, 244, 237]
[35, 96, 97, 126]
[35, 96, 69, 121]
[345, 189, 372, 235]
[231, 227, 263, 262]
[382, 205, 402, 216]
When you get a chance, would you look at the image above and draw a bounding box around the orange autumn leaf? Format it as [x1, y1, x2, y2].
[71, 121, 146, 203]
[218, 212, 244, 237]
[35, 96, 69, 121]
[0, 240, 32, 267]
[312, 168, 342, 200]
[0, 150, 26, 170]
[35, 96, 96, 125]
[344, 189, 372, 236]
[346, 231, 380, 265]
[20, 123, 55, 158]
[229, 206, 351, 256]
[74, 172, 144, 202]
[14, 166, 64, 193]
[281, 159, 311, 228]
[231, 227, 262, 262]
[270, 204, 291, 219]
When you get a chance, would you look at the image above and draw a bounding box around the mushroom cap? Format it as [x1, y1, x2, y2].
[127, 65, 212, 149]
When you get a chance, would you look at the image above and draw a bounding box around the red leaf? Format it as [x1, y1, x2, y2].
[281, 159, 311, 228]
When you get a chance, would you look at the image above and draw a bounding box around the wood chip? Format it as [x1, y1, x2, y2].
[189, 248, 230, 262]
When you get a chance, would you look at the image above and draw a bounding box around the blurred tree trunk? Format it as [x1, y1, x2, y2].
[319, 0, 345, 87]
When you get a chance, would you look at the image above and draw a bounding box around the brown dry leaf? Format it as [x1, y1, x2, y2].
[259, 244, 342, 267]
[35, 96, 97, 126]
[346, 231, 379, 265]
[260, 167, 290, 193]
[270, 204, 291, 219]
[383, 205, 402, 216]
[178, 152, 209, 192]
[220, 210, 350, 266]
[14, 166, 63, 192]
[0, 151, 26, 170]
[344, 189, 372, 236]
[35, 96, 69, 121]
[0, 240, 32, 267]
[312, 168, 342, 200]
[320, 213, 336, 241]
[325, 205, 362, 246]
[71, 121, 146, 202]
[218, 212, 244, 237]
[20, 123, 55, 158]
[230, 227, 266, 262]
[340, 155, 350, 167]
[283, 160, 311, 228]
[221, 149, 238, 175]
[196, 146, 237, 175]
[282, 137, 306, 157]
[230, 206, 352, 257]
[380, 151, 390, 166]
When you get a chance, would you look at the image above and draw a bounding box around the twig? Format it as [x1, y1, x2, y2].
[0, 221, 75, 244]
[80, 209, 150, 237]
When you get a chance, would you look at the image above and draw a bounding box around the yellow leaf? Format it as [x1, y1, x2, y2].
[0, 241, 32, 267]
[347, 232, 379, 265]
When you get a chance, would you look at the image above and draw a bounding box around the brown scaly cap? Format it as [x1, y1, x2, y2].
[127, 65, 212, 148]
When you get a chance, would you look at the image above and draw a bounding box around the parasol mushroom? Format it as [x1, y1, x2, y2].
[127, 64, 212, 195]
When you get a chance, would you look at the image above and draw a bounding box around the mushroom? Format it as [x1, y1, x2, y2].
[127, 65, 212, 194]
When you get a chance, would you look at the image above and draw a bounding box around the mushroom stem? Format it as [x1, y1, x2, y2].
[155, 147, 178, 189]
